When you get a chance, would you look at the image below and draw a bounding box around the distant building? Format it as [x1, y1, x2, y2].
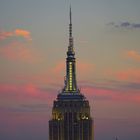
[49, 7, 94, 140]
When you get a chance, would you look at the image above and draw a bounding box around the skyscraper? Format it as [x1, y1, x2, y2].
[49, 7, 94, 140]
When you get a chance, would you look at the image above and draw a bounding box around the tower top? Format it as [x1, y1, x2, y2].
[57, 6, 85, 100]
[60, 6, 80, 94]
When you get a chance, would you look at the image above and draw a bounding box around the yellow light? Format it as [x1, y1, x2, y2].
[69, 62, 73, 90]
[86, 117, 89, 119]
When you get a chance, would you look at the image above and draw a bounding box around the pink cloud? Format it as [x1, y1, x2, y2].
[14, 72, 65, 94]
[52, 61, 65, 75]
[0, 31, 13, 40]
[0, 83, 56, 104]
[1, 82, 140, 107]
[0, 29, 32, 41]
[82, 86, 140, 103]
[105, 67, 140, 82]
[126, 50, 140, 61]
[0, 41, 40, 63]
[115, 69, 140, 82]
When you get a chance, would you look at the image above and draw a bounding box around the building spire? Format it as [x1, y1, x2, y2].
[62, 6, 79, 93]
[68, 5, 74, 52]
[70, 5, 72, 37]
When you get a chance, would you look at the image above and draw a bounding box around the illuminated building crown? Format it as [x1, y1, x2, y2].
[62, 6, 79, 94]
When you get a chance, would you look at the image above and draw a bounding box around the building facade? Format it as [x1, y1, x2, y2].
[49, 7, 94, 140]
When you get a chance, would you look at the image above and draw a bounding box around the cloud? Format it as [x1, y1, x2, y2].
[52, 61, 65, 75]
[14, 29, 32, 41]
[12, 61, 95, 88]
[126, 50, 140, 61]
[0, 83, 57, 103]
[0, 31, 13, 40]
[132, 23, 140, 28]
[115, 69, 140, 82]
[80, 79, 135, 92]
[0, 41, 40, 63]
[122, 82, 140, 90]
[81, 83, 140, 103]
[1, 81, 140, 114]
[108, 22, 140, 29]
[120, 22, 131, 27]
[0, 82, 140, 140]
[0, 29, 32, 41]
[105, 67, 140, 83]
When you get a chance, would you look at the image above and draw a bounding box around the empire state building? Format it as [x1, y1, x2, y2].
[49, 7, 94, 140]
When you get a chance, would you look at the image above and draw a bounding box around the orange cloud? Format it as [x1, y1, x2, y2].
[126, 50, 140, 61]
[0, 29, 32, 41]
[0, 41, 40, 63]
[14, 29, 32, 41]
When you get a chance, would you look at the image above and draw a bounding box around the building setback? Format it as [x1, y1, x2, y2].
[49, 7, 94, 140]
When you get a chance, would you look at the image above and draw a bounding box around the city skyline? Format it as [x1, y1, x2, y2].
[0, 0, 140, 140]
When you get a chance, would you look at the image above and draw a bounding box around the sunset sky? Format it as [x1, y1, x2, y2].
[0, 0, 140, 140]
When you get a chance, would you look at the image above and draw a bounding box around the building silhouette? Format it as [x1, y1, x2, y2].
[49, 7, 94, 140]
